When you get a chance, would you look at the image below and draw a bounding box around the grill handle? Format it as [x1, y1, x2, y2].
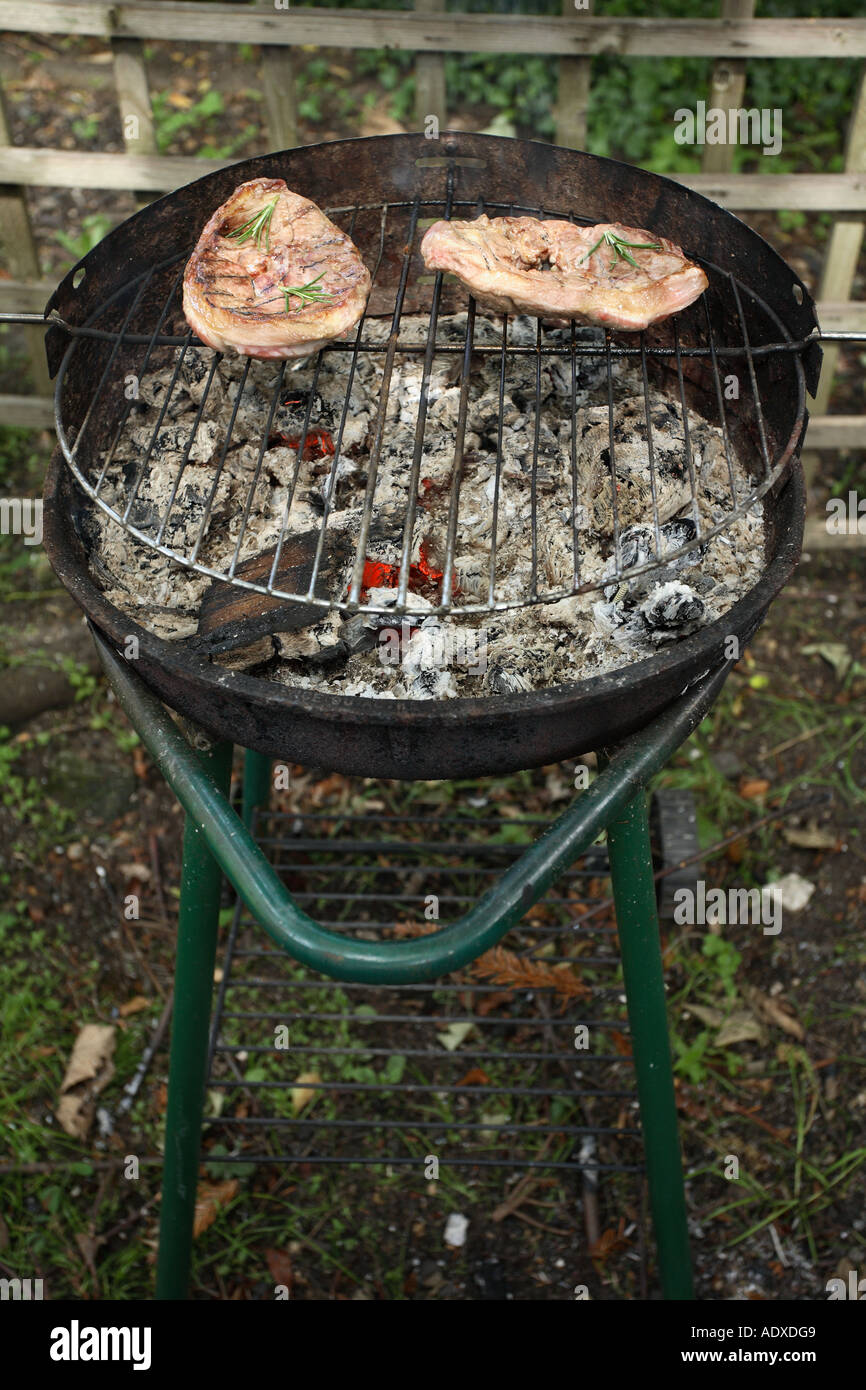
[93, 626, 729, 985]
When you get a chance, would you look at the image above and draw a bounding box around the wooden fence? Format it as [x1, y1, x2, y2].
[1, 0, 864, 479]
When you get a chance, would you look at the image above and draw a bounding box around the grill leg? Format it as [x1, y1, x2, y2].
[156, 740, 233, 1300]
[606, 789, 694, 1300]
[242, 749, 272, 830]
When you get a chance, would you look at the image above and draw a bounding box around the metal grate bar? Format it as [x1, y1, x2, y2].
[672, 317, 702, 538]
[346, 198, 423, 608]
[639, 334, 663, 560]
[728, 274, 774, 483]
[439, 296, 475, 608]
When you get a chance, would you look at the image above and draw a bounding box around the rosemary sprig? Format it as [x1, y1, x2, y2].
[226, 197, 279, 252]
[579, 229, 663, 271]
[277, 274, 335, 311]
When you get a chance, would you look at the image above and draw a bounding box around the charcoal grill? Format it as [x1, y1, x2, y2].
[8, 133, 856, 1301]
[34, 132, 822, 778]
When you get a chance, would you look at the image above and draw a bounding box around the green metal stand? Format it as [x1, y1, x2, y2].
[241, 749, 271, 830]
[92, 633, 721, 1302]
[607, 791, 694, 1300]
[155, 740, 232, 1301]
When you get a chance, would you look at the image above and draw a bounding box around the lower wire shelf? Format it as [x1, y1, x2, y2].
[203, 797, 652, 1294]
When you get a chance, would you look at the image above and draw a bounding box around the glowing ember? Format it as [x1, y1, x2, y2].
[360, 541, 456, 602]
[268, 428, 335, 459]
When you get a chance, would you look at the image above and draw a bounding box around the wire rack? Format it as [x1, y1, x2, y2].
[201, 794, 649, 1292]
[51, 183, 808, 621]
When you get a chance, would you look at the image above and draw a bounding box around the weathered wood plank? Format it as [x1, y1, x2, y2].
[815, 300, 866, 332]
[0, 82, 52, 394]
[804, 515, 866, 550]
[805, 417, 866, 451]
[810, 65, 866, 416]
[0, 148, 232, 190]
[670, 172, 866, 211]
[0, 394, 55, 428]
[415, 0, 447, 134]
[257, 0, 299, 151]
[3, 147, 864, 212]
[0, 279, 56, 311]
[4, 4, 866, 58]
[702, 0, 754, 176]
[112, 35, 157, 210]
[260, 46, 299, 151]
[555, 0, 592, 152]
[112, 36, 157, 156]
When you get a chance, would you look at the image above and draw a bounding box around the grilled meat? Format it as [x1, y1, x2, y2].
[183, 178, 371, 358]
[420, 215, 708, 331]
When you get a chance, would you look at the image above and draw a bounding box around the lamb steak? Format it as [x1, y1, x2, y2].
[420, 215, 708, 331]
[183, 178, 371, 359]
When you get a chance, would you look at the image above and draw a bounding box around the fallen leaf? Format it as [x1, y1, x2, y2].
[475, 990, 511, 1016]
[437, 1021, 474, 1052]
[291, 1071, 322, 1114]
[56, 1024, 116, 1139]
[359, 99, 406, 138]
[802, 643, 852, 681]
[715, 1011, 766, 1048]
[265, 1247, 294, 1291]
[782, 826, 839, 851]
[739, 777, 771, 800]
[193, 1179, 239, 1238]
[455, 1067, 490, 1086]
[118, 995, 152, 1018]
[610, 1030, 632, 1057]
[684, 1003, 724, 1028]
[119, 862, 152, 882]
[744, 986, 805, 1040]
[725, 837, 748, 864]
[591, 1219, 629, 1265]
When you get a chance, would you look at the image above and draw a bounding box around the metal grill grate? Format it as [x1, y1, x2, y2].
[203, 798, 646, 1219]
[52, 185, 807, 621]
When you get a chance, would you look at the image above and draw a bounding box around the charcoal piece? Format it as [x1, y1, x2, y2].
[660, 514, 704, 567]
[641, 581, 706, 631]
[483, 664, 532, 695]
[603, 525, 653, 600]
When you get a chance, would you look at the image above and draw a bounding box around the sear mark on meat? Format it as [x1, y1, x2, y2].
[420, 215, 708, 331]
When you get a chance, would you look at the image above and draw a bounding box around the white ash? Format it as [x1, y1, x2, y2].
[85, 313, 766, 698]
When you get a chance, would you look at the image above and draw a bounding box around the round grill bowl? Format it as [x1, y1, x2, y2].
[42, 134, 814, 779]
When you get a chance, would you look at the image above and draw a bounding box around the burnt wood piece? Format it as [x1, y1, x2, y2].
[193, 531, 349, 656]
